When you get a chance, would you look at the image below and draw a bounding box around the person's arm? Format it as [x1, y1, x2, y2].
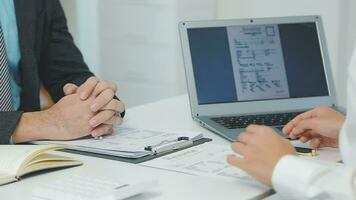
[38, 0, 94, 102]
[0, 112, 22, 144]
[227, 124, 356, 200]
[273, 49, 356, 200]
[37, 1, 125, 136]
[340, 62, 356, 167]
[272, 124, 356, 200]
[11, 94, 98, 144]
[272, 149, 356, 200]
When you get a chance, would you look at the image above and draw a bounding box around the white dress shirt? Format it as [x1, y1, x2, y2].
[271, 50, 356, 200]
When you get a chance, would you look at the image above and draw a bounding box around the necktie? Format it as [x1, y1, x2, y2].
[0, 26, 14, 111]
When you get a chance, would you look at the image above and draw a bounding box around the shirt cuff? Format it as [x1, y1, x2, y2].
[271, 155, 330, 200]
[9, 136, 14, 144]
[340, 124, 355, 166]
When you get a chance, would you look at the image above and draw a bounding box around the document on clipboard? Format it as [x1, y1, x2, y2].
[33, 127, 210, 160]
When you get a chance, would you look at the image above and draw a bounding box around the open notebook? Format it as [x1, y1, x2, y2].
[0, 145, 82, 186]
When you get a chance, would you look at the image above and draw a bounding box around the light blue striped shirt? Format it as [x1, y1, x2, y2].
[0, 0, 22, 111]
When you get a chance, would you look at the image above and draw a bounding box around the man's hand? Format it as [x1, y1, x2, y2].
[13, 94, 98, 143]
[44, 94, 98, 140]
[283, 106, 345, 148]
[63, 77, 125, 137]
[227, 125, 296, 186]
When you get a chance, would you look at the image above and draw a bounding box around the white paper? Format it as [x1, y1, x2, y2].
[31, 174, 157, 200]
[142, 143, 257, 183]
[0, 145, 57, 175]
[34, 127, 204, 158]
[227, 24, 290, 101]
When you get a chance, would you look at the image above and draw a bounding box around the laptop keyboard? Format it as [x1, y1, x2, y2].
[211, 112, 303, 130]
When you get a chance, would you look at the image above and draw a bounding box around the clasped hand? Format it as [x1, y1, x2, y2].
[62, 77, 125, 138]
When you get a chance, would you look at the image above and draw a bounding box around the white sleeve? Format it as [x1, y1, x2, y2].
[272, 155, 356, 200]
[340, 53, 356, 167]
[271, 48, 356, 200]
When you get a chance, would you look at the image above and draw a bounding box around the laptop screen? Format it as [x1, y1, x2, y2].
[187, 22, 329, 105]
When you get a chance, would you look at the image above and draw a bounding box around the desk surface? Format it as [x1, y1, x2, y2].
[0, 95, 339, 200]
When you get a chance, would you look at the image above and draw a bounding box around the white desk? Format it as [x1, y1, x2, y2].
[0, 95, 340, 200]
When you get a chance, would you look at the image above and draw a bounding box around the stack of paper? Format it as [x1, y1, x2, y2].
[34, 127, 204, 159]
[141, 143, 257, 183]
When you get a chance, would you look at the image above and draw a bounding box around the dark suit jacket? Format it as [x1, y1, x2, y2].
[0, 0, 95, 144]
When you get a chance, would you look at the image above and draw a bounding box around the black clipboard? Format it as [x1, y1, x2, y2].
[60, 138, 212, 164]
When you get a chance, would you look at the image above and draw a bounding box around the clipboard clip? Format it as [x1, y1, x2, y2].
[144, 137, 193, 155]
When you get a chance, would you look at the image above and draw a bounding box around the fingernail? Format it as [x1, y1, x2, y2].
[80, 92, 87, 100]
[91, 103, 99, 111]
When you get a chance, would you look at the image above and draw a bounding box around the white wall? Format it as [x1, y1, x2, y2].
[60, 0, 101, 75]
[344, 1, 356, 66]
[61, 0, 216, 108]
[61, 0, 354, 108]
[217, 0, 354, 107]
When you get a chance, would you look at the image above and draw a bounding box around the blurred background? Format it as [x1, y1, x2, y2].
[60, 0, 356, 108]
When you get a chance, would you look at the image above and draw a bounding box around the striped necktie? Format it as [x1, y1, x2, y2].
[0, 26, 14, 111]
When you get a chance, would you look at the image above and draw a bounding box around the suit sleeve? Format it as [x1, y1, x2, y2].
[1, 1, 91, 144]
[39, 0, 125, 118]
[39, 0, 94, 102]
[0, 111, 22, 144]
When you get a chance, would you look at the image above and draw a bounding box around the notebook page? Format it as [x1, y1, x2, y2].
[0, 145, 57, 175]
[0, 171, 16, 185]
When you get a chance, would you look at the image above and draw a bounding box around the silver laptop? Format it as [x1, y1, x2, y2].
[179, 16, 337, 141]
